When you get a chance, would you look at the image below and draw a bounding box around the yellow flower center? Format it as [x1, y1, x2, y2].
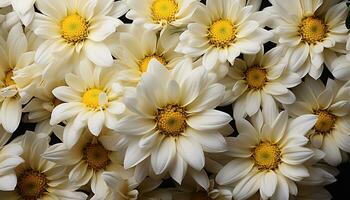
[299, 16, 327, 44]
[151, 0, 178, 23]
[82, 89, 104, 109]
[61, 13, 89, 44]
[17, 170, 48, 200]
[156, 104, 187, 137]
[314, 110, 336, 134]
[209, 19, 236, 48]
[245, 67, 267, 89]
[252, 142, 281, 170]
[4, 70, 15, 86]
[139, 55, 167, 73]
[83, 142, 110, 171]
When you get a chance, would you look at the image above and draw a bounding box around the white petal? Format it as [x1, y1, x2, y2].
[113, 116, 156, 135]
[52, 86, 81, 102]
[261, 171, 277, 198]
[50, 102, 82, 125]
[87, 111, 105, 136]
[177, 136, 204, 171]
[0, 173, 17, 191]
[188, 129, 227, 153]
[124, 143, 150, 169]
[151, 137, 176, 175]
[279, 163, 309, 181]
[169, 154, 187, 184]
[84, 40, 113, 67]
[190, 168, 210, 191]
[1, 98, 22, 133]
[187, 110, 232, 131]
[216, 159, 254, 185]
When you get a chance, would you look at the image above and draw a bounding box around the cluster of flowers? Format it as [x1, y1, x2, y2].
[0, 0, 349, 199]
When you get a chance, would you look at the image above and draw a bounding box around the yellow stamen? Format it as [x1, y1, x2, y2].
[252, 142, 281, 170]
[314, 110, 336, 134]
[61, 13, 89, 44]
[156, 104, 187, 137]
[139, 55, 167, 73]
[4, 70, 15, 86]
[82, 89, 104, 109]
[209, 19, 236, 48]
[299, 16, 327, 44]
[83, 142, 110, 171]
[151, 0, 178, 23]
[245, 67, 267, 89]
[17, 170, 48, 200]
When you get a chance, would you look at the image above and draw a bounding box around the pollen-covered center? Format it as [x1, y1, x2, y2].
[209, 19, 236, 48]
[61, 13, 89, 44]
[245, 67, 267, 89]
[314, 110, 336, 134]
[299, 16, 327, 44]
[139, 55, 167, 73]
[156, 104, 187, 137]
[151, 0, 178, 22]
[17, 170, 48, 200]
[82, 89, 105, 109]
[83, 142, 111, 171]
[252, 142, 281, 170]
[4, 70, 15, 86]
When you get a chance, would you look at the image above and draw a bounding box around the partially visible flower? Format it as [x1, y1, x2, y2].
[285, 77, 350, 166]
[176, 0, 272, 68]
[125, 0, 199, 30]
[50, 61, 126, 148]
[0, 0, 36, 26]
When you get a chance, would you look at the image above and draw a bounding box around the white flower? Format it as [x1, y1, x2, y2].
[50, 61, 126, 148]
[0, 128, 23, 191]
[0, 0, 36, 26]
[0, 131, 87, 199]
[42, 128, 127, 197]
[176, 0, 272, 68]
[265, 0, 349, 79]
[113, 59, 232, 184]
[31, 0, 124, 68]
[109, 24, 184, 86]
[216, 110, 316, 200]
[125, 0, 199, 30]
[220, 47, 301, 119]
[285, 77, 350, 166]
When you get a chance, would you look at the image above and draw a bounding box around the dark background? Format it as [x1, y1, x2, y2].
[10, 0, 349, 199]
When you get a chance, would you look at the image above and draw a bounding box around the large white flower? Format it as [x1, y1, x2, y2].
[265, 0, 349, 79]
[125, 0, 199, 30]
[113, 59, 232, 184]
[0, 0, 36, 26]
[216, 110, 316, 200]
[176, 0, 272, 68]
[0, 128, 23, 191]
[31, 0, 125, 68]
[0, 131, 87, 199]
[109, 24, 184, 86]
[285, 77, 350, 166]
[42, 128, 127, 197]
[220, 47, 301, 119]
[50, 60, 126, 148]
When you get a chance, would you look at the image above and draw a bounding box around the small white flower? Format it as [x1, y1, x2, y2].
[176, 0, 272, 68]
[216, 110, 316, 200]
[50, 60, 126, 148]
[285, 77, 350, 166]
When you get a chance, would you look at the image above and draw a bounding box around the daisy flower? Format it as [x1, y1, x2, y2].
[285, 77, 350, 166]
[0, 128, 23, 191]
[113, 59, 232, 184]
[50, 60, 126, 148]
[110, 24, 184, 86]
[0, 0, 36, 26]
[216, 110, 316, 200]
[0, 131, 87, 199]
[125, 0, 199, 30]
[42, 128, 127, 197]
[265, 0, 349, 79]
[176, 0, 272, 68]
[31, 0, 124, 68]
[220, 47, 301, 118]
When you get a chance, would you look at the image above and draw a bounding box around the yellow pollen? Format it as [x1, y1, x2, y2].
[83, 142, 110, 171]
[4, 70, 15, 86]
[61, 13, 89, 44]
[252, 142, 281, 170]
[151, 0, 178, 23]
[245, 67, 267, 89]
[156, 104, 187, 137]
[299, 16, 327, 44]
[314, 110, 336, 134]
[82, 89, 104, 109]
[209, 19, 236, 48]
[139, 55, 167, 73]
[17, 170, 48, 200]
